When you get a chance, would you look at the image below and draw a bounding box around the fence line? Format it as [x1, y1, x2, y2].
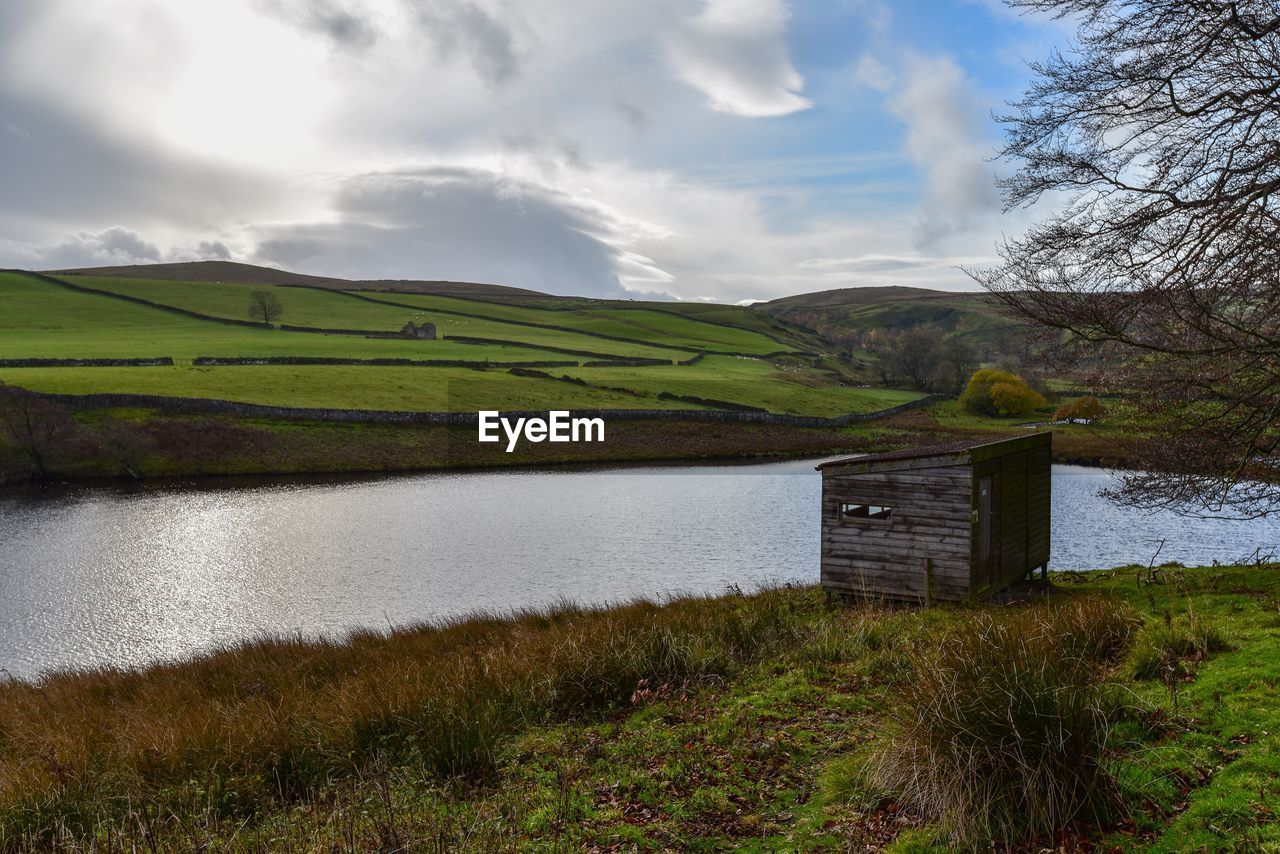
[190, 356, 580, 369]
[0, 357, 174, 368]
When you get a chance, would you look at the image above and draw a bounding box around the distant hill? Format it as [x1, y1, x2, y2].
[44, 261, 555, 300]
[757, 286, 1029, 358]
[42, 263, 1030, 359]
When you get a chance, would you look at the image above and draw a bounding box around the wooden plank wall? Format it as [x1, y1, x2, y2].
[971, 437, 1052, 594]
[1026, 440, 1052, 567]
[820, 464, 973, 601]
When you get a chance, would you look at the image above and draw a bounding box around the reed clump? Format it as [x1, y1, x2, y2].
[0, 585, 816, 843]
[858, 595, 1140, 848]
[1129, 609, 1233, 681]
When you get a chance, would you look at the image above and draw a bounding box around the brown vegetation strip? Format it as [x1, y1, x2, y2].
[0, 588, 815, 845]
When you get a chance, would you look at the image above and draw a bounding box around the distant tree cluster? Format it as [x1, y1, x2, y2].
[977, 0, 1280, 516]
[868, 325, 979, 394]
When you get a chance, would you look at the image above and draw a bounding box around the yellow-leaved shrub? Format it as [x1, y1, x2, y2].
[959, 369, 1045, 417]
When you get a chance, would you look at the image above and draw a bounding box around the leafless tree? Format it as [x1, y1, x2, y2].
[864, 329, 897, 386]
[974, 0, 1280, 517]
[939, 337, 979, 395]
[875, 326, 978, 393]
[0, 385, 84, 481]
[248, 289, 284, 324]
[885, 326, 944, 390]
[96, 420, 153, 479]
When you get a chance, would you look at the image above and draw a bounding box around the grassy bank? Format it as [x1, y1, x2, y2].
[0, 408, 898, 483]
[0, 358, 914, 417]
[2, 565, 1276, 850]
[0, 396, 1131, 486]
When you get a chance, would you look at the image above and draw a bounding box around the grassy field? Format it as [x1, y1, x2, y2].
[0, 273, 575, 363]
[353, 291, 798, 354]
[60, 273, 803, 357]
[0, 271, 909, 417]
[2, 564, 1274, 850]
[559, 355, 921, 416]
[62, 275, 690, 361]
[48, 260, 812, 344]
[0, 361, 915, 416]
[0, 365, 707, 411]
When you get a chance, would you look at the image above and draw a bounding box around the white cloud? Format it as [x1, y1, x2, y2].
[33, 227, 162, 269]
[2, 157, 991, 298]
[888, 55, 1000, 247]
[664, 0, 812, 117]
[171, 240, 236, 262]
[562, 163, 987, 298]
[412, 1, 522, 88]
[854, 54, 894, 93]
[249, 167, 663, 297]
[6, 228, 242, 270]
[0, 0, 1028, 300]
[251, 0, 379, 50]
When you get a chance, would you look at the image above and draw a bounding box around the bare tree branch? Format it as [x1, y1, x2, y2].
[974, 0, 1280, 517]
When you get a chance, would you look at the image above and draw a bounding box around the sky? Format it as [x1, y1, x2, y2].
[0, 0, 1072, 302]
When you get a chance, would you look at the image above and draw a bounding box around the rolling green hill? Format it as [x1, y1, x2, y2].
[0, 273, 572, 363]
[0, 268, 904, 417]
[50, 261, 827, 351]
[60, 275, 688, 361]
[758, 286, 1030, 359]
[349, 291, 793, 355]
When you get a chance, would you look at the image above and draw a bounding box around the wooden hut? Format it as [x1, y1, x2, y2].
[817, 433, 1051, 603]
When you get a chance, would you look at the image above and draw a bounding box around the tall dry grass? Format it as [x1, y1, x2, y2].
[858, 595, 1141, 848]
[0, 586, 816, 846]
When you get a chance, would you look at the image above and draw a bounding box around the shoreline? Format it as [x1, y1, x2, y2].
[0, 404, 1134, 489]
[2, 570, 1105, 686]
[0, 443, 1134, 495]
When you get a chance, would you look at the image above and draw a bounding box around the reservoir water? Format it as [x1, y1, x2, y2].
[2, 460, 1277, 679]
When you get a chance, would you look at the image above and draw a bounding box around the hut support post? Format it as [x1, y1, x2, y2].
[923, 558, 933, 607]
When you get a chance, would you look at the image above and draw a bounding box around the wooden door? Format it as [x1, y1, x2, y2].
[976, 475, 994, 588]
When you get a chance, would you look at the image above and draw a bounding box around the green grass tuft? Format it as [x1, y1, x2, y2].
[856, 596, 1140, 847]
[1129, 608, 1234, 681]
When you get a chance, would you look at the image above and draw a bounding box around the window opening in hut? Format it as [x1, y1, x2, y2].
[840, 503, 893, 522]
